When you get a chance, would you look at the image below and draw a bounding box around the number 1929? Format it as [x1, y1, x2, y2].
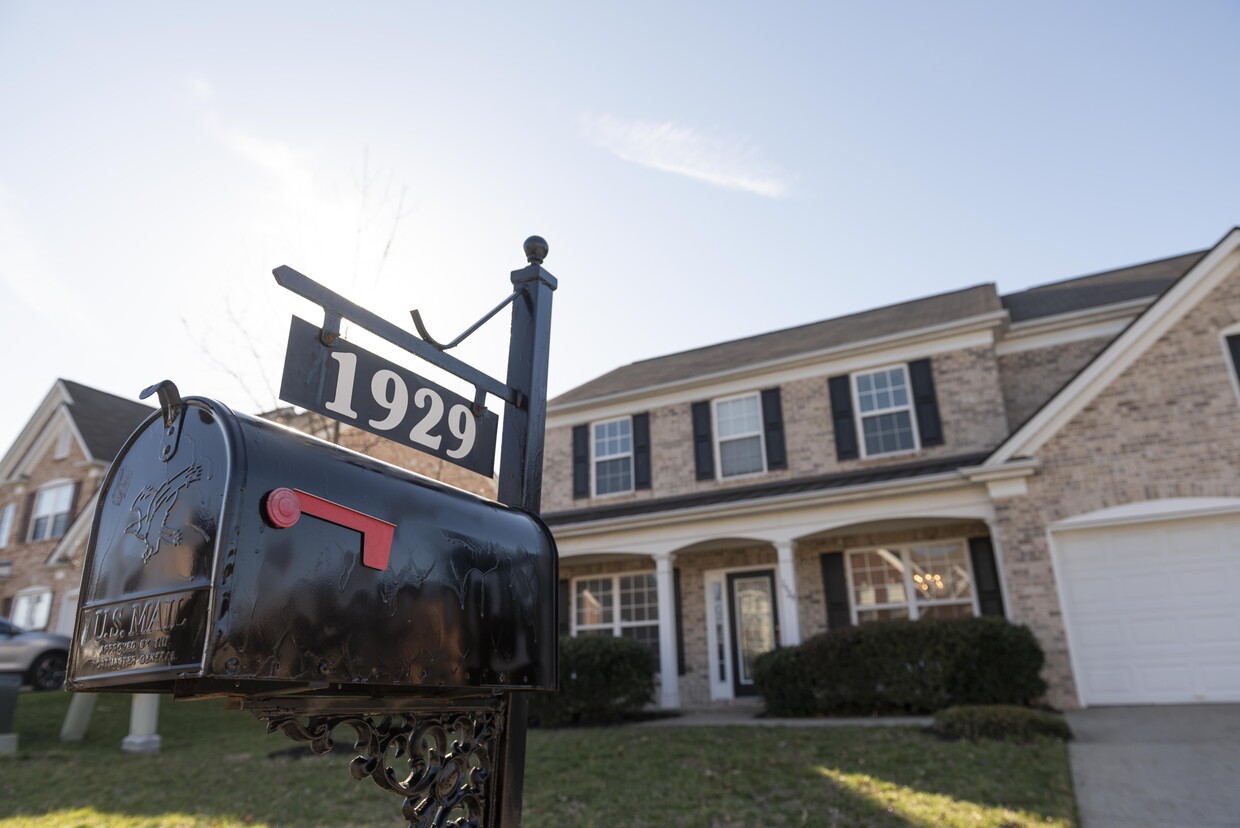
[324, 352, 479, 460]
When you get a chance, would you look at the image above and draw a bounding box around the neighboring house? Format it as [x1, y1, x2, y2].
[0, 383, 498, 640]
[0, 380, 154, 635]
[541, 228, 1240, 710]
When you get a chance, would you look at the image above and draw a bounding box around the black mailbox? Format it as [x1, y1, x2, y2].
[66, 396, 557, 700]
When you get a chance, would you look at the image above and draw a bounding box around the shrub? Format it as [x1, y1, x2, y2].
[527, 635, 656, 726]
[933, 705, 1073, 742]
[756, 617, 1047, 716]
[753, 647, 815, 717]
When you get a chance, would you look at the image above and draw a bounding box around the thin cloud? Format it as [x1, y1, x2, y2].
[581, 113, 791, 198]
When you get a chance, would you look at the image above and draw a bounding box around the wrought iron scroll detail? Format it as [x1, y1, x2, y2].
[260, 708, 503, 828]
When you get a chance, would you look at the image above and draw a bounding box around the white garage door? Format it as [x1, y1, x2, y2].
[1054, 511, 1240, 705]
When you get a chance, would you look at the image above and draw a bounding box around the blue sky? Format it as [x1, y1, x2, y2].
[1, 2, 1237, 454]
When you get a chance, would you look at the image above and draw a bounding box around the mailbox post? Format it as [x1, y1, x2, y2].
[66, 238, 559, 827]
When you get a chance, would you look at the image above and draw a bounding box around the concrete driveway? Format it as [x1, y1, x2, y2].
[1065, 704, 1240, 828]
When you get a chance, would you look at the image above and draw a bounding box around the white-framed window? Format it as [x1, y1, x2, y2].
[0, 502, 15, 548]
[29, 481, 74, 542]
[572, 573, 660, 661]
[714, 393, 765, 478]
[846, 541, 976, 624]
[11, 586, 53, 630]
[592, 417, 633, 496]
[853, 365, 918, 457]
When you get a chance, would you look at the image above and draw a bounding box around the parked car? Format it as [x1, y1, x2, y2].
[0, 617, 70, 690]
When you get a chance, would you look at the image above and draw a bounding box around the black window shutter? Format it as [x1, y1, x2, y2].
[632, 413, 651, 490]
[760, 388, 787, 470]
[691, 401, 715, 480]
[820, 551, 852, 629]
[908, 359, 943, 447]
[1227, 335, 1240, 382]
[558, 579, 571, 637]
[673, 568, 686, 675]
[17, 492, 35, 544]
[827, 376, 858, 461]
[571, 425, 590, 499]
[968, 537, 1005, 617]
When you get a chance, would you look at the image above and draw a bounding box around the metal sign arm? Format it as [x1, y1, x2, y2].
[272, 265, 520, 408]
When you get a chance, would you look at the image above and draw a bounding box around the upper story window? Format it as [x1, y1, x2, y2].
[29, 482, 74, 542]
[854, 365, 918, 457]
[828, 359, 943, 462]
[573, 573, 660, 662]
[572, 414, 651, 500]
[715, 394, 766, 478]
[847, 541, 976, 624]
[0, 502, 14, 548]
[593, 418, 633, 496]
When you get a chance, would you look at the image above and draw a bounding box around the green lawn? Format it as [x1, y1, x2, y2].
[2, 692, 1076, 827]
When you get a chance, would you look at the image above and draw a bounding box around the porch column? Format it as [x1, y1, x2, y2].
[654, 552, 680, 709]
[774, 540, 802, 646]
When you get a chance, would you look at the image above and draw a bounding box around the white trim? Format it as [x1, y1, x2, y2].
[851, 363, 920, 460]
[1045, 525, 1088, 708]
[550, 470, 977, 541]
[1049, 497, 1240, 531]
[547, 315, 1005, 429]
[994, 298, 1150, 356]
[988, 230, 1240, 464]
[0, 383, 72, 482]
[589, 416, 635, 498]
[712, 391, 767, 480]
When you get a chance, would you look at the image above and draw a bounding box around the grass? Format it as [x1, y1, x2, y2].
[2, 692, 1077, 827]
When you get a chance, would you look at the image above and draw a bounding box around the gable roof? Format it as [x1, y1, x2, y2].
[59, 380, 154, 462]
[0, 380, 154, 481]
[1001, 250, 1207, 323]
[552, 285, 1003, 406]
[987, 228, 1240, 465]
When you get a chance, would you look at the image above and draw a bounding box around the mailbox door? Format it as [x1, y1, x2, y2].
[67, 402, 231, 690]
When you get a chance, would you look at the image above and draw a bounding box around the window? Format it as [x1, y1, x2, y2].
[847, 541, 975, 623]
[11, 587, 53, 631]
[715, 394, 765, 478]
[592, 418, 633, 496]
[29, 482, 74, 542]
[573, 573, 660, 661]
[0, 503, 14, 548]
[853, 366, 918, 457]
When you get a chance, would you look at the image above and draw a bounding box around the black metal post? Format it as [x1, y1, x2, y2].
[492, 236, 557, 826]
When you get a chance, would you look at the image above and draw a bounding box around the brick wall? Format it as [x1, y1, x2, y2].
[543, 344, 1011, 512]
[993, 265, 1240, 708]
[998, 336, 1113, 431]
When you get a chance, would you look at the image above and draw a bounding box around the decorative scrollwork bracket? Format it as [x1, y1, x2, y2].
[246, 698, 506, 828]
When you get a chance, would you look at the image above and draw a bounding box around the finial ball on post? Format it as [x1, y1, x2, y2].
[523, 236, 549, 265]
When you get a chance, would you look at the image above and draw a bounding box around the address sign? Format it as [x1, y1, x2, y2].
[279, 315, 498, 476]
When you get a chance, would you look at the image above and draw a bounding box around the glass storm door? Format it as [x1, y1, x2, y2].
[727, 570, 779, 697]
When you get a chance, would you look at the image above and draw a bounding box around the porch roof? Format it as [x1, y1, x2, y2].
[542, 451, 991, 527]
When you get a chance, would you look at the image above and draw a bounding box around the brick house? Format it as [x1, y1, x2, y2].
[0, 380, 154, 636]
[0, 382, 497, 639]
[542, 228, 1240, 710]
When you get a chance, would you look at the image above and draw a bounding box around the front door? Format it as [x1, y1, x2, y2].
[726, 570, 779, 697]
